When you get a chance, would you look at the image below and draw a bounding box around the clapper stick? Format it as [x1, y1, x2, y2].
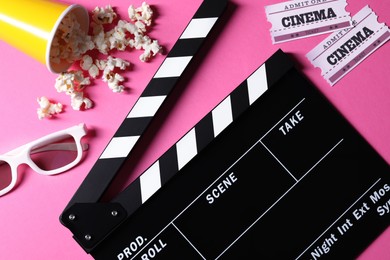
[62, 0, 228, 210]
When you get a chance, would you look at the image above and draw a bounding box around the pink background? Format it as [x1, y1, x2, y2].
[0, 0, 389, 259]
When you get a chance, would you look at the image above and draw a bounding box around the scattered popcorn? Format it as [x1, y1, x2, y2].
[107, 56, 131, 71]
[121, 19, 138, 35]
[92, 5, 117, 25]
[70, 92, 93, 110]
[134, 20, 147, 33]
[88, 64, 100, 79]
[55, 71, 93, 110]
[80, 55, 100, 78]
[95, 59, 108, 70]
[80, 55, 93, 71]
[44, 2, 163, 118]
[100, 56, 130, 93]
[139, 38, 162, 62]
[55, 70, 91, 94]
[89, 4, 162, 60]
[104, 72, 125, 93]
[56, 1, 161, 67]
[106, 24, 129, 51]
[128, 2, 154, 26]
[37, 97, 63, 119]
[91, 23, 110, 55]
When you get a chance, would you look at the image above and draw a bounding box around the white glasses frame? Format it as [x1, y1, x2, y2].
[0, 123, 88, 196]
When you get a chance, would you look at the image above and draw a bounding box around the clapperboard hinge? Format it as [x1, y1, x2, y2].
[61, 203, 127, 252]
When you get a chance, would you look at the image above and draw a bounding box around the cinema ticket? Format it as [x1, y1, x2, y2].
[265, 0, 353, 43]
[307, 5, 390, 85]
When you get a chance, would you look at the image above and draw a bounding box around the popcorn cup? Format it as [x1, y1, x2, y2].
[0, 0, 89, 73]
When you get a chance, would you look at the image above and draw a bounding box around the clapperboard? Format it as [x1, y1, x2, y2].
[60, 1, 390, 259]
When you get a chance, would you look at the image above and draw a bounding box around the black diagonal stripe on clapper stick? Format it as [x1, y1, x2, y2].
[61, 0, 229, 212]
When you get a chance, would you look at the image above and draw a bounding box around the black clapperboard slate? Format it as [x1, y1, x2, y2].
[88, 50, 390, 259]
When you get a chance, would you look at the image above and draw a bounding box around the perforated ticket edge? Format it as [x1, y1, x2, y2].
[306, 5, 390, 86]
[265, 0, 353, 44]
